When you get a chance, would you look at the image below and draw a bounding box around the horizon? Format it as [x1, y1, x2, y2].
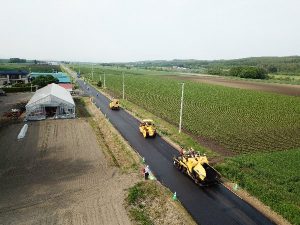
[1, 0, 299, 62]
[2, 54, 300, 64]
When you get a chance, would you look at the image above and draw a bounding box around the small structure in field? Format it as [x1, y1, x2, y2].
[25, 83, 75, 120]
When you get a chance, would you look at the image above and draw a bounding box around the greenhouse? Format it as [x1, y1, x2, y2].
[26, 83, 75, 121]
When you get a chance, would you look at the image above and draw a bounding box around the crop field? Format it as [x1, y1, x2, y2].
[78, 66, 300, 155]
[216, 149, 300, 225]
[0, 63, 61, 72]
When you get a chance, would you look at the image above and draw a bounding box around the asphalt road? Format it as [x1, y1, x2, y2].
[72, 71, 275, 225]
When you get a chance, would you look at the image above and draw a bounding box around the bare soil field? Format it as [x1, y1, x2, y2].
[0, 93, 33, 115]
[0, 119, 137, 225]
[168, 75, 300, 96]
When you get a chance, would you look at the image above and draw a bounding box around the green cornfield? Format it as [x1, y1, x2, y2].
[216, 149, 300, 224]
[78, 66, 300, 154]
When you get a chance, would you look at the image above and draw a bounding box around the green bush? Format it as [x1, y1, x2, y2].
[229, 66, 268, 79]
[32, 75, 59, 88]
[97, 80, 102, 87]
[12, 83, 31, 88]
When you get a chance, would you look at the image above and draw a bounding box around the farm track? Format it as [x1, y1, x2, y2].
[76, 77, 276, 225]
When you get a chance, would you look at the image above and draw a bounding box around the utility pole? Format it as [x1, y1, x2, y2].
[91, 64, 94, 81]
[103, 72, 106, 88]
[179, 83, 185, 133]
[122, 72, 125, 99]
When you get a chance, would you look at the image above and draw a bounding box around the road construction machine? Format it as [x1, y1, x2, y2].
[173, 150, 221, 186]
[139, 119, 156, 138]
[109, 99, 120, 110]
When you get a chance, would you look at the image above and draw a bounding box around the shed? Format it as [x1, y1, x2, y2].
[26, 83, 75, 120]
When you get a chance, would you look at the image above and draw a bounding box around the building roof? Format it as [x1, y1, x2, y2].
[30, 72, 71, 83]
[26, 83, 75, 108]
[58, 83, 73, 91]
[0, 70, 29, 76]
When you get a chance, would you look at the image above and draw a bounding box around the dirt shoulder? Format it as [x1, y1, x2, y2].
[167, 75, 300, 96]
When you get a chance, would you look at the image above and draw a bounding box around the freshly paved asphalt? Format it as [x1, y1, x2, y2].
[75, 76, 275, 225]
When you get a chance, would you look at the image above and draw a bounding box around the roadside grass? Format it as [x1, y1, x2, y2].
[126, 181, 196, 225]
[216, 149, 300, 225]
[74, 97, 91, 118]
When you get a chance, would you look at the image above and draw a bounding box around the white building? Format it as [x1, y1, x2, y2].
[26, 83, 75, 120]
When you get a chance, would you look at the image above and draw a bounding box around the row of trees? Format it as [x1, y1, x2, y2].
[9, 58, 26, 63]
[129, 56, 300, 76]
[229, 66, 268, 79]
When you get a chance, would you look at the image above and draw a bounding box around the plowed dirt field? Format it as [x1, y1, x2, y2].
[0, 119, 137, 225]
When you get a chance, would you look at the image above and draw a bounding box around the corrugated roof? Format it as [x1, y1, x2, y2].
[30, 72, 71, 83]
[0, 70, 29, 75]
[26, 83, 75, 108]
[58, 83, 73, 91]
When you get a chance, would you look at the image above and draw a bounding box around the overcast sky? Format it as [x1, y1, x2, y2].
[0, 0, 299, 62]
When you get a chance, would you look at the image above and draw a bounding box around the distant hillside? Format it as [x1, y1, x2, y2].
[102, 56, 300, 75]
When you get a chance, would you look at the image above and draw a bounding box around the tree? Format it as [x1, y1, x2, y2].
[268, 65, 278, 73]
[97, 80, 102, 87]
[229, 66, 268, 79]
[32, 75, 59, 88]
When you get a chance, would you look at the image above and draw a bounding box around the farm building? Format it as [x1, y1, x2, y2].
[26, 83, 75, 121]
[0, 70, 29, 85]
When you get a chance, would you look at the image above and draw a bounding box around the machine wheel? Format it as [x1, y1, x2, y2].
[143, 131, 148, 138]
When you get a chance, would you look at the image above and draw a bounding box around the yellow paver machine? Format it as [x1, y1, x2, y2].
[139, 119, 156, 138]
[173, 150, 221, 186]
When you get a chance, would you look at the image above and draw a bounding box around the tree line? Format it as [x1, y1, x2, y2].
[121, 56, 300, 78]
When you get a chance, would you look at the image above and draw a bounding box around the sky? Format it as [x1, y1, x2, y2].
[0, 0, 300, 62]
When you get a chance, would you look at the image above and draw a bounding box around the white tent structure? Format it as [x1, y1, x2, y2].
[26, 83, 75, 120]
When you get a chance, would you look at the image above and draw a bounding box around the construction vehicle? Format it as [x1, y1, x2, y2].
[173, 150, 221, 186]
[139, 119, 156, 138]
[109, 99, 120, 110]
